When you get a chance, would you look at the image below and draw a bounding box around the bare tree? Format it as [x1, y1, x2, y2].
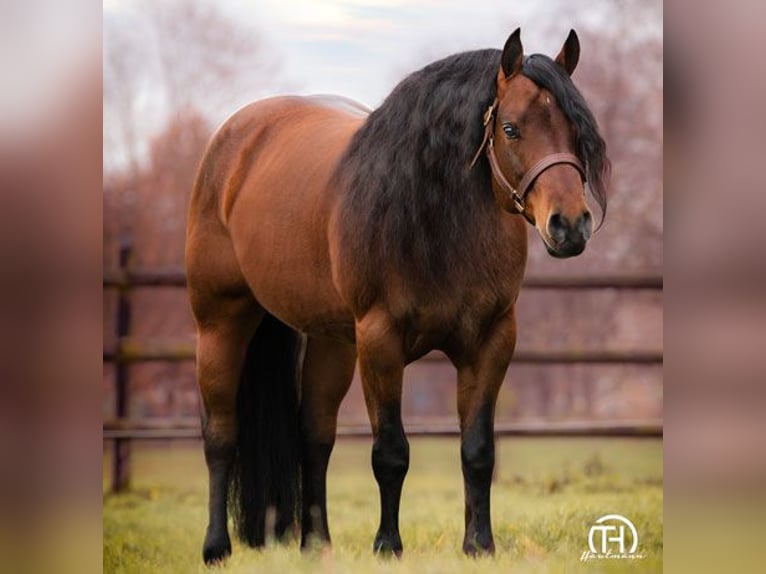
[143, 0, 281, 118]
[104, 14, 148, 175]
[104, 0, 286, 264]
[104, 0, 282, 173]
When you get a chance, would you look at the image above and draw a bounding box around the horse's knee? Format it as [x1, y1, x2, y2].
[372, 429, 409, 485]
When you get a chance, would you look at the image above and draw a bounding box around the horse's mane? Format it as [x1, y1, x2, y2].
[335, 50, 499, 293]
[335, 48, 609, 294]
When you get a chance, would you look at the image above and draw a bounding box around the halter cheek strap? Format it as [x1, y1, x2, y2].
[470, 98, 586, 215]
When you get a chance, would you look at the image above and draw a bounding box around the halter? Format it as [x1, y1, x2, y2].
[470, 98, 586, 215]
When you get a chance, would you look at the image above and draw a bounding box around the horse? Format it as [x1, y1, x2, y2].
[185, 28, 609, 564]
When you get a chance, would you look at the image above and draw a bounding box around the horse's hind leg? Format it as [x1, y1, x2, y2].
[299, 336, 356, 549]
[192, 291, 261, 564]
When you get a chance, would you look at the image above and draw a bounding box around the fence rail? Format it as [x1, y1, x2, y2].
[103, 341, 662, 365]
[103, 241, 663, 492]
[103, 417, 662, 440]
[104, 266, 663, 290]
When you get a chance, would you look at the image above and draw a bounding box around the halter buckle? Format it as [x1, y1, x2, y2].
[511, 193, 525, 213]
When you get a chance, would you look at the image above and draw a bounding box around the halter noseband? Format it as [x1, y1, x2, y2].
[470, 98, 586, 215]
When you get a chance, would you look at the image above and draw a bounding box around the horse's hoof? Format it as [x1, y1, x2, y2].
[462, 538, 495, 557]
[373, 532, 403, 558]
[203, 534, 232, 565]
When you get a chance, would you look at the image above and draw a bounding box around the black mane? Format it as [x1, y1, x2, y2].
[336, 50, 499, 292]
[335, 48, 609, 294]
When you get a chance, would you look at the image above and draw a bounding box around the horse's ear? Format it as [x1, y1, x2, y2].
[555, 29, 580, 76]
[501, 28, 523, 79]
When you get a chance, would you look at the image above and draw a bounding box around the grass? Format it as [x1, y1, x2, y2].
[104, 437, 662, 573]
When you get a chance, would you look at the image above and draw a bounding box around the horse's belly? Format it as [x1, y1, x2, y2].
[229, 207, 355, 339]
[251, 267, 355, 340]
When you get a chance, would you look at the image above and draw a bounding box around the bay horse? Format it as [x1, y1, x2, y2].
[186, 28, 609, 564]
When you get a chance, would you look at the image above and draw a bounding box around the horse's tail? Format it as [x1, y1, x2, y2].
[230, 312, 302, 546]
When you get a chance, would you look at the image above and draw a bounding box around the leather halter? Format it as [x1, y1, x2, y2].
[470, 98, 586, 215]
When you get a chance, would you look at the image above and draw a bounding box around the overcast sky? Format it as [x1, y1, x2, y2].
[102, 0, 596, 108]
[103, 0, 647, 170]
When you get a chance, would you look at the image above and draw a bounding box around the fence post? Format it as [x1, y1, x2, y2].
[112, 239, 133, 492]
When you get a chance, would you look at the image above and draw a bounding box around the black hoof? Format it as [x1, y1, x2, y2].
[203, 532, 232, 565]
[462, 536, 495, 557]
[373, 532, 403, 558]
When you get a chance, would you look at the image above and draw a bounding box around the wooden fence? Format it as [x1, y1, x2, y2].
[104, 241, 662, 492]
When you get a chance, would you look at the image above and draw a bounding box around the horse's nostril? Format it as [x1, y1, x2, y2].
[548, 212, 567, 243]
[578, 211, 593, 239]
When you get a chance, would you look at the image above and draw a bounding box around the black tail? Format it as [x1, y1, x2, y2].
[230, 313, 301, 546]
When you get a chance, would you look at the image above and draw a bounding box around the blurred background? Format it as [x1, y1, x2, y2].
[100, 3, 665, 571]
[7, 0, 766, 571]
[102, 0, 663, 433]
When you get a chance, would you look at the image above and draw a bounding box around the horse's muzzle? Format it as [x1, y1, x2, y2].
[545, 211, 592, 258]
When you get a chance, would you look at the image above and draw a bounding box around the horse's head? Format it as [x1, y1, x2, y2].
[483, 28, 609, 258]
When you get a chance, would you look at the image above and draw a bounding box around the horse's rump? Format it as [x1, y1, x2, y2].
[188, 95, 367, 336]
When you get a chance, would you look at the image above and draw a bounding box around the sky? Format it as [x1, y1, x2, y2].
[102, 0, 590, 108]
[102, 0, 637, 169]
[219, 0, 553, 107]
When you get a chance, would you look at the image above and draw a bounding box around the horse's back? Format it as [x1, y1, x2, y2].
[186, 95, 366, 336]
[303, 94, 371, 117]
[191, 95, 367, 222]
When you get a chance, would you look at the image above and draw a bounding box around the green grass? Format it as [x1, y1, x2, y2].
[104, 437, 662, 573]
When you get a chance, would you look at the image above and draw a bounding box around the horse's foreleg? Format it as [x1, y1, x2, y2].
[455, 309, 516, 556]
[356, 311, 408, 557]
[194, 300, 260, 565]
[299, 337, 356, 550]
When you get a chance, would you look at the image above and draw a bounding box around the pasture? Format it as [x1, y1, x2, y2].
[103, 437, 662, 572]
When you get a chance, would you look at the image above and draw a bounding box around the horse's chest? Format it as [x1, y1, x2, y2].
[396, 287, 515, 362]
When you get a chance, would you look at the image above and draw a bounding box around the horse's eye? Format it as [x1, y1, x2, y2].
[503, 123, 520, 140]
